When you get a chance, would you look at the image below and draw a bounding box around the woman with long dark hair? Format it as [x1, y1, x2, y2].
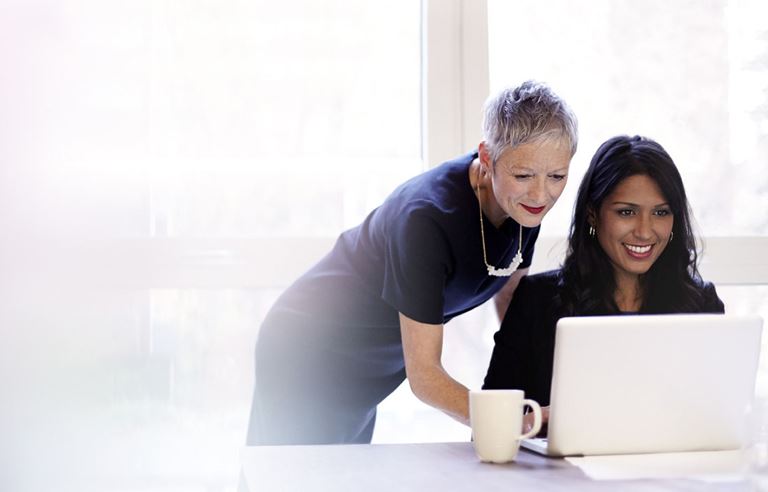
[483, 135, 724, 420]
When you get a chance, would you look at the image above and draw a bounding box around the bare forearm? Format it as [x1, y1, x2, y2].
[399, 313, 471, 426]
[408, 364, 470, 426]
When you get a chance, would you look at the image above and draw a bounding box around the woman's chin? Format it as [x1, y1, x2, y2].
[507, 211, 547, 228]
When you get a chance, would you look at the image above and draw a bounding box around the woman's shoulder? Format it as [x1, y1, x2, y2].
[517, 269, 563, 297]
[689, 276, 725, 313]
[393, 152, 475, 199]
[690, 275, 713, 289]
[690, 276, 718, 296]
[375, 153, 474, 221]
[502, 269, 564, 329]
[523, 269, 562, 284]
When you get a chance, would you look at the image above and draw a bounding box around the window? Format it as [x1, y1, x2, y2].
[487, 0, 768, 237]
[1, 1, 421, 489]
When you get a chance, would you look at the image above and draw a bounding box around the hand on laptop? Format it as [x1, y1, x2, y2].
[524, 406, 549, 435]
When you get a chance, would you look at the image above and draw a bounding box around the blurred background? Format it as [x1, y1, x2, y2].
[1, 0, 767, 490]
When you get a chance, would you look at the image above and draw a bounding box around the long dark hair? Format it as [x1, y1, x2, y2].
[559, 135, 704, 314]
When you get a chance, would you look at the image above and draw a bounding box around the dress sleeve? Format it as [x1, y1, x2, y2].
[483, 276, 542, 394]
[380, 207, 451, 325]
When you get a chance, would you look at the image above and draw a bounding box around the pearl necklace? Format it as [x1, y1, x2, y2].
[476, 165, 524, 277]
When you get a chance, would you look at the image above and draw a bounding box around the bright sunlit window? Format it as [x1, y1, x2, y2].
[1, 1, 421, 490]
[488, 0, 768, 238]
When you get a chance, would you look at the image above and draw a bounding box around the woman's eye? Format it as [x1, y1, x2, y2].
[618, 209, 635, 217]
[549, 174, 566, 181]
[514, 174, 533, 180]
[654, 209, 671, 217]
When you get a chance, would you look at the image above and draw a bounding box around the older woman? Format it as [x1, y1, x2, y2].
[484, 135, 724, 429]
[248, 81, 578, 444]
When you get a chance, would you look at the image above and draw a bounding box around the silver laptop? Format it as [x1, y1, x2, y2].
[522, 313, 763, 457]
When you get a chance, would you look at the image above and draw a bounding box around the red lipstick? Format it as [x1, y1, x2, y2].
[521, 204, 546, 215]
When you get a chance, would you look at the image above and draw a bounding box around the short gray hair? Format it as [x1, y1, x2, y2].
[482, 80, 578, 163]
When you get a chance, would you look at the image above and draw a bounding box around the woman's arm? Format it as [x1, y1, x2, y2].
[400, 309, 551, 432]
[484, 273, 553, 395]
[399, 313, 471, 426]
[492, 267, 529, 322]
[486, 273, 557, 433]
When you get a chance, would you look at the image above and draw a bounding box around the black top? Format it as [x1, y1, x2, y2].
[483, 270, 726, 405]
[267, 152, 540, 339]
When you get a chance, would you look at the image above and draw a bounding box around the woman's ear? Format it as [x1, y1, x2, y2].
[586, 206, 597, 228]
[585, 207, 599, 238]
[477, 142, 493, 175]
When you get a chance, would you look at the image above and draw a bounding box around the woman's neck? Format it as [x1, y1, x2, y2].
[614, 272, 642, 312]
[469, 159, 506, 228]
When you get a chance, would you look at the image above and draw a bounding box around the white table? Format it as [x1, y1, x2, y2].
[239, 441, 751, 491]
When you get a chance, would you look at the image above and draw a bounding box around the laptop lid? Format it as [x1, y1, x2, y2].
[539, 314, 762, 457]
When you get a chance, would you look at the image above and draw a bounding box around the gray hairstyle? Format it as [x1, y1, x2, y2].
[482, 80, 578, 163]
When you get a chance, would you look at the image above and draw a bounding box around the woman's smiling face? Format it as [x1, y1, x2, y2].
[485, 138, 572, 228]
[594, 173, 674, 283]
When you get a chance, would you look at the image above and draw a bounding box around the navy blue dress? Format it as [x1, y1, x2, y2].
[247, 152, 540, 444]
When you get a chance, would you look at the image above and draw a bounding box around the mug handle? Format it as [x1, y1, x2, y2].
[520, 399, 542, 440]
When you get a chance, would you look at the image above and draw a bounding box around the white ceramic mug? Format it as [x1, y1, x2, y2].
[469, 389, 542, 463]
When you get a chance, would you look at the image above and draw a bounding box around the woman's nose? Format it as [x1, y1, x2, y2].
[634, 214, 653, 240]
[529, 179, 547, 204]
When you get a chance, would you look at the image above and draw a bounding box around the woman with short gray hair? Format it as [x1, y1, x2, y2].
[247, 80, 578, 445]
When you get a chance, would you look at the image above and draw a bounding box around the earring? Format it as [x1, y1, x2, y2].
[669, 231, 674, 242]
[588, 225, 595, 237]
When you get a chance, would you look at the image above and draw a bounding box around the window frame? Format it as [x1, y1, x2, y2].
[99, 0, 767, 290]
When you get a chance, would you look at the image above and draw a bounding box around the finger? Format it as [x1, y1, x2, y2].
[522, 413, 534, 433]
